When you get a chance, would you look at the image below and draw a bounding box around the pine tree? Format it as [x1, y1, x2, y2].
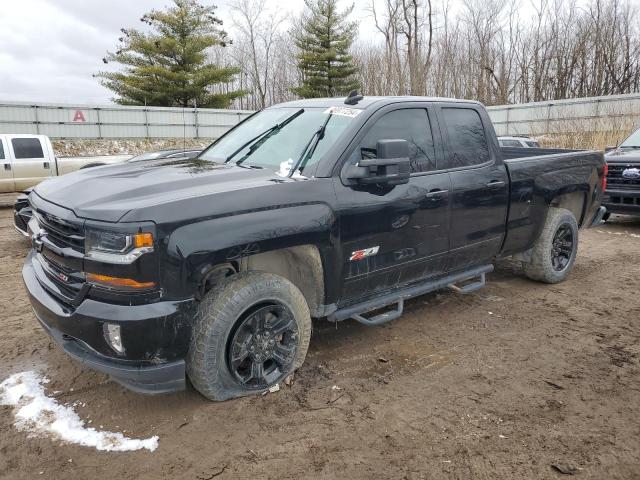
[96, 0, 245, 108]
[293, 0, 360, 98]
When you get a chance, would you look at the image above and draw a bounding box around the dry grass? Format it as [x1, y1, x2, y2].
[538, 129, 634, 150]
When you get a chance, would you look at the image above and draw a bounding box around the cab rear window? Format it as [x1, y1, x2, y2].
[12, 138, 44, 159]
[442, 108, 490, 168]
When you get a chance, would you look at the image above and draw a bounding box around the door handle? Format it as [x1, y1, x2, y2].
[43, 162, 50, 169]
[3, 163, 10, 171]
[486, 180, 505, 188]
[426, 189, 449, 198]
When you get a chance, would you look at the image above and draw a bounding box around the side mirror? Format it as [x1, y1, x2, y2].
[344, 139, 410, 186]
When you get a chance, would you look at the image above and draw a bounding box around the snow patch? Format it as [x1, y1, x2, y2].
[0, 371, 158, 452]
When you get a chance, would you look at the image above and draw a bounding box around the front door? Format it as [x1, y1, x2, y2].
[437, 106, 508, 271]
[9, 137, 54, 190]
[334, 106, 452, 305]
[0, 138, 15, 193]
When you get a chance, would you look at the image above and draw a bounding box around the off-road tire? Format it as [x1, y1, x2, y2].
[187, 271, 312, 401]
[523, 207, 579, 284]
[601, 211, 611, 222]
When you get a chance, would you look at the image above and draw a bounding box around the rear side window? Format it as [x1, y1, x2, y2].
[442, 108, 490, 168]
[353, 109, 436, 173]
[12, 138, 44, 159]
[500, 139, 521, 147]
[525, 141, 540, 147]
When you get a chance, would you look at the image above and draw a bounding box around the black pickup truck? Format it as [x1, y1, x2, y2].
[22, 95, 606, 401]
[603, 127, 640, 219]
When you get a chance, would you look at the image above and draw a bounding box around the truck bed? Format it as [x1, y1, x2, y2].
[501, 148, 605, 256]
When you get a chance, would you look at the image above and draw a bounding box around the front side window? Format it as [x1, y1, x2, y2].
[500, 139, 522, 147]
[12, 138, 44, 159]
[525, 141, 540, 148]
[350, 109, 436, 173]
[0, 140, 4, 160]
[442, 108, 490, 168]
[199, 107, 355, 174]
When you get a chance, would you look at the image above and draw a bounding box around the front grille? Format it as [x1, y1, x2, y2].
[606, 195, 640, 206]
[38, 253, 84, 304]
[32, 206, 86, 306]
[607, 164, 640, 190]
[34, 209, 85, 253]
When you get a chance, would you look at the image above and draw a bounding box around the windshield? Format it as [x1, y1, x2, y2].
[199, 107, 356, 173]
[620, 128, 640, 148]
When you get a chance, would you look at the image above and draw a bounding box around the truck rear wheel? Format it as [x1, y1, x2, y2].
[524, 207, 579, 284]
[187, 272, 312, 401]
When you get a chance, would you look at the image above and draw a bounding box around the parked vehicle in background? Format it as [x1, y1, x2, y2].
[127, 148, 202, 163]
[13, 148, 203, 235]
[13, 187, 32, 236]
[22, 95, 606, 401]
[0, 134, 130, 193]
[602, 127, 640, 220]
[498, 135, 541, 148]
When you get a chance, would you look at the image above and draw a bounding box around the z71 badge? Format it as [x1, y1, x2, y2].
[349, 246, 380, 261]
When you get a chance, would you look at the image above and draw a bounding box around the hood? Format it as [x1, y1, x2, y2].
[605, 148, 640, 163]
[34, 158, 291, 222]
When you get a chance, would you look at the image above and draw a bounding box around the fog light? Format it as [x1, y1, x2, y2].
[103, 323, 124, 354]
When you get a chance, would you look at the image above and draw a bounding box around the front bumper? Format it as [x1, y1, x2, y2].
[23, 251, 194, 394]
[603, 189, 640, 217]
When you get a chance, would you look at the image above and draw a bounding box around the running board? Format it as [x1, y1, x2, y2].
[448, 272, 487, 294]
[329, 264, 493, 326]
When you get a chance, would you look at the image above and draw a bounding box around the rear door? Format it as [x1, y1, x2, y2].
[9, 136, 54, 190]
[334, 104, 452, 305]
[436, 105, 508, 271]
[0, 137, 15, 193]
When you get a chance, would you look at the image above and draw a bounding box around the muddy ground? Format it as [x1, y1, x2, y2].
[0, 205, 638, 480]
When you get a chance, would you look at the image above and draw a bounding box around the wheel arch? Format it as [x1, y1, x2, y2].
[239, 245, 325, 317]
[196, 245, 325, 318]
[549, 191, 586, 226]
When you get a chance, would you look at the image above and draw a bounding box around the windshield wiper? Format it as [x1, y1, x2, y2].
[225, 108, 304, 164]
[289, 113, 333, 177]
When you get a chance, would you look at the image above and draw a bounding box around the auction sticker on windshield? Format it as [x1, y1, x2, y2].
[323, 106, 362, 118]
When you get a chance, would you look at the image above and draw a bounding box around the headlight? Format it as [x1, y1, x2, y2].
[85, 229, 154, 264]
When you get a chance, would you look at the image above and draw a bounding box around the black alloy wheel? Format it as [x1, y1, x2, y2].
[551, 223, 574, 271]
[227, 303, 299, 389]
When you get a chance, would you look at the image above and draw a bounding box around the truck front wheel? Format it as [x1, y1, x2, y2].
[524, 207, 579, 284]
[187, 272, 312, 401]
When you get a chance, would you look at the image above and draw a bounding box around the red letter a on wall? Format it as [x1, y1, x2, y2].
[73, 110, 86, 122]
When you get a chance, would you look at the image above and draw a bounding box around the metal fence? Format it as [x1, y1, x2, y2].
[0, 101, 254, 139]
[486, 92, 640, 136]
[2, 93, 640, 139]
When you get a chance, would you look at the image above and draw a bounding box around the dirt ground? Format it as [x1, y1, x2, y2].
[0, 205, 639, 480]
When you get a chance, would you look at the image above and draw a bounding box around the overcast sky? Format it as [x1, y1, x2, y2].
[0, 0, 382, 105]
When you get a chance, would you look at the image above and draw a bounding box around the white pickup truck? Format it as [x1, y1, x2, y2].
[0, 134, 130, 193]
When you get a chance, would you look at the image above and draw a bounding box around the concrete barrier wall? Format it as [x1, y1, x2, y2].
[2, 93, 640, 139]
[486, 93, 640, 136]
[0, 101, 253, 139]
